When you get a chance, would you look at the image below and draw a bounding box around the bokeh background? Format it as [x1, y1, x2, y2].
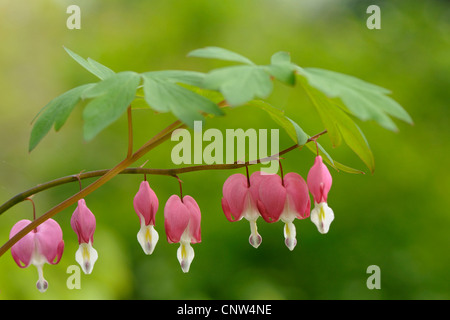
[0, 0, 448, 300]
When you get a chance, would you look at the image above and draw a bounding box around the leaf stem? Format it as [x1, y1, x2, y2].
[127, 106, 133, 159]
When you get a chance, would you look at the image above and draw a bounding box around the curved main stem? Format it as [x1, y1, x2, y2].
[127, 106, 133, 159]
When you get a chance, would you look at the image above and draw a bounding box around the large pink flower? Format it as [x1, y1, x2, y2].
[257, 172, 310, 250]
[164, 195, 201, 273]
[71, 199, 97, 274]
[307, 155, 334, 234]
[133, 180, 159, 255]
[10, 218, 64, 292]
[221, 171, 265, 248]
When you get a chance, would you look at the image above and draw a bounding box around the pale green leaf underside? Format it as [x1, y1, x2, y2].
[192, 48, 298, 105]
[142, 74, 224, 127]
[202, 65, 273, 107]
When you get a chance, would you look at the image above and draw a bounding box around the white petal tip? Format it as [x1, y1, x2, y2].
[36, 279, 48, 293]
[249, 233, 262, 249]
[137, 224, 159, 255]
[180, 260, 191, 273]
[177, 242, 194, 273]
[285, 237, 297, 251]
[283, 221, 297, 251]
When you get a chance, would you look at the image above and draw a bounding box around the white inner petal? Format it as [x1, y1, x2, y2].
[248, 219, 262, 249]
[311, 202, 334, 234]
[283, 221, 297, 251]
[177, 241, 195, 273]
[75, 242, 98, 275]
[280, 195, 298, 250]
[137, 222, 159, 255]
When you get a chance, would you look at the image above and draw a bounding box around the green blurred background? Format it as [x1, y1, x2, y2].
[0, 0, 448, 300]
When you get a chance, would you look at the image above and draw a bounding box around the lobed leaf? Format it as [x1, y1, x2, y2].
[64, 47, 115, 80]
[187, 46, 255, 65]
[265, 51, 297, 85]
[297, 67, 413, 131]
[298, 74, 375, 173]
[142, 74, 224, 127]
[82, 72, 141, 141]
[202, 65, 273, 107]
[29, 83, 95, 152]
[248, 100, 365, 174]
[143, 70, 206, 87]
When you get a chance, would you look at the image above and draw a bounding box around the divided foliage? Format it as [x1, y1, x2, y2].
[30, 47, 412, 174]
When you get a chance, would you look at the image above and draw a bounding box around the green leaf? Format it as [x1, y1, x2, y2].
[298, 74, 375, 173]
[143, 70, 206, 87]
[248, 100, 364, 174]
[142, 74, 224, 127]
[202, 65, 273, 106]
[245, 100, 307, 145]
[178, 83, 226, 105]
[297, 67, 413, 131]
[82, 72, 141, 141]
[286, 117, 309, 146]
[64, 47, 115, 80]
[29, 83, 94, 152]
[265, 51, 296, 85]
[187, 46, 255, 66]
[270, 51, 291, 65]
[297, 76, 343, 148]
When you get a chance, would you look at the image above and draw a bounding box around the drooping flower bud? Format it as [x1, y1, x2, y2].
[307, 155, 334, 234]
[10, 219, 64, 292]
[71, 199, 98, 274]
[257, 172, 310, 250]
[221, 171, 265, 248]
[164, 195, 201, 273]
[133, 180, 159, 255]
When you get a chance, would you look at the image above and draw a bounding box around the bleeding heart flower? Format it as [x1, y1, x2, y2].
[71, 199, 98, 274]
[257, 172, 310, 250]
[307, 155, 334, 234]
[164, 194, 201, 273]
[133, 180, 159, 255]
[221, 171, 265, 248]
[10, 218, 64, 292]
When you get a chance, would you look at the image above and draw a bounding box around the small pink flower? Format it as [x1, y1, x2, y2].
[164, 195, 201, 273]
[307, 155, 334, 234]
[133, 180, 159, 255]
[221, 171, 265, 248]
[71, 199, 97, 274]
[10, 219, 64, 292]
[257, 172, 310, 250]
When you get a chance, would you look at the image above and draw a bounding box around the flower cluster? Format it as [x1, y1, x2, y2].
[8, 197, 99, 292]
[8, 155, 332, 292]
[133, 180, 201, 273]
[221, 155, 334, 250]
[9, 180, 202, 292]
